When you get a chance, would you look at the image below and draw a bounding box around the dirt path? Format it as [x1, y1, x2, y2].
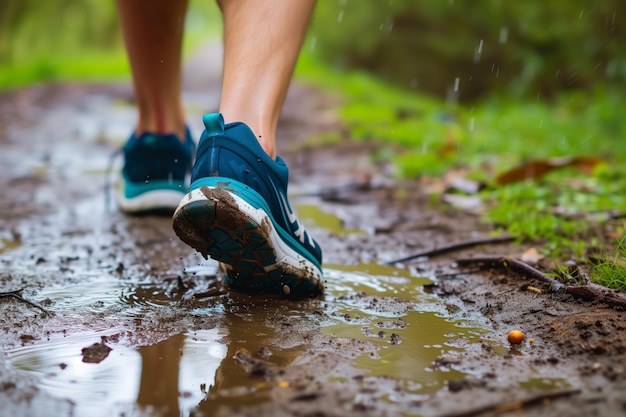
[0, 47, 625, 417]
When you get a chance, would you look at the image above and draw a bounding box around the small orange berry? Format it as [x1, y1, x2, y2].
[507, 330, 525, 344]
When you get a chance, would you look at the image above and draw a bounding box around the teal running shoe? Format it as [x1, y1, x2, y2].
[172, 113, 323, 297]
[118, 128, 195, 214]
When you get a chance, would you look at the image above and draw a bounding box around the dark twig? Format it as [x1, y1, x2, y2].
[0, 289, 52, 317]
[455, 256, 565, 291]
[438, 388, 581, 417]
[387, 236, 517, 264]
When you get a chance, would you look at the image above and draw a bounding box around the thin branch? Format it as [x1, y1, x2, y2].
[386, 236, 517, 264]
[0, 289, 52, 317]
[455, 256, 565, 291]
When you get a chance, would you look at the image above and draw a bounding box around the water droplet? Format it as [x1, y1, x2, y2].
[473, 40, 483, 63]
[453, 77, 460, 92]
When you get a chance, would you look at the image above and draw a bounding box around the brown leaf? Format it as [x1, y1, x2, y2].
[494, 156, 604, 185]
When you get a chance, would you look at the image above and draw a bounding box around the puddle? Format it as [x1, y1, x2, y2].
[4, 261, 489, 414]
[0, 236, 22, 255]
[321, 264, 482, 395]
[519, 377, 571, 391]
[296, 204, 366, 236]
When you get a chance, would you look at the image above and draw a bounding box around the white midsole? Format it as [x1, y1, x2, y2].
[118, 189, 184, 212]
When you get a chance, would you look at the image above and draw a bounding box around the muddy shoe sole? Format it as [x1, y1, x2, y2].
[172, 182, 324, 298]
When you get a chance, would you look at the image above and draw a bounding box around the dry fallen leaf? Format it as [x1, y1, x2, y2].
[520, 247, 544, 265]
[494, 156, 605, 185]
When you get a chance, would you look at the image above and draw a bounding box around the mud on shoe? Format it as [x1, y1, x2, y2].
[119, 128, 195, 214]
[172, 113, 323, 297]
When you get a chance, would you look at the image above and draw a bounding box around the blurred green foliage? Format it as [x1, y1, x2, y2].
[0, 0, 123, 88]
[0, 0, 220, 90]
[0, 0, 120, 64]
[309, 1, 626, 101]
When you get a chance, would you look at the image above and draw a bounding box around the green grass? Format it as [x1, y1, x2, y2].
[590, 236, 626, 292]
[296, 51, 626, 292]
[0, 53, 130, 90]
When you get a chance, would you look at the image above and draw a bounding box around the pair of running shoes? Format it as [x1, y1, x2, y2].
[118, 113, 323, 297]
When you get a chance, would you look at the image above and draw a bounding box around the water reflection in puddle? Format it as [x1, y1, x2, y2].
[7, 329, 225, 417]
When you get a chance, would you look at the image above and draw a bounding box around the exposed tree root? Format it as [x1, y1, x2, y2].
[455, 256, 626, 308]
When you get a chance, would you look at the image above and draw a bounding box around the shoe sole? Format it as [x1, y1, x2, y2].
[172, 184, 324, 298]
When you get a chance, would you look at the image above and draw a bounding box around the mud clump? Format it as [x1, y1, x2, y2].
[81, 341, 112, 364]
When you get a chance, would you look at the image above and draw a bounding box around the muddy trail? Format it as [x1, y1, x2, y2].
[1, 48, 626, 417]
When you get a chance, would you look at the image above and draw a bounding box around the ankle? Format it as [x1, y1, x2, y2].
[134, 124, 187, 142]
[135, 109, 187, 141]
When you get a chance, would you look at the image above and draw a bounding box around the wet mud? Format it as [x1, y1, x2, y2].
[1, 49, 626, 417]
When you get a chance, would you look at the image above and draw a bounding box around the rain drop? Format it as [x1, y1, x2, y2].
[337, 10, 344, 23]
[468, 117, 475, 132]
[473, 39, 483, 63]
[453, 77, 460, 92]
